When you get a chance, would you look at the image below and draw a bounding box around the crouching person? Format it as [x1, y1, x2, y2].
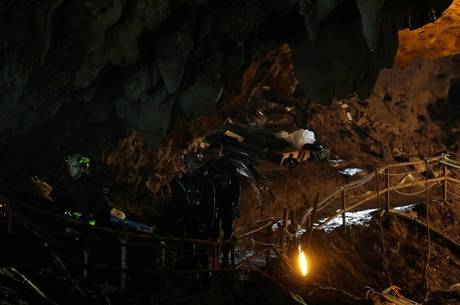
[32, 154, 153, 232]
[32, 154, 112, 226]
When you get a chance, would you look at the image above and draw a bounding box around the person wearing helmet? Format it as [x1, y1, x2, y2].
[32, 154, 153, 232]
[32, 154, 112, 226]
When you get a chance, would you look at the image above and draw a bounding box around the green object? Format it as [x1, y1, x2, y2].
[79, 157, 90, 165]
[72, 212, 82, 219]
[440, 158, 460, 169]
[88, 220, 96, 226]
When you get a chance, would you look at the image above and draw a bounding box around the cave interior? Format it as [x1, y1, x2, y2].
[1, 0, 460, 304]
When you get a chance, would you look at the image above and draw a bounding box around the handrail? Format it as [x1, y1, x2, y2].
[303, 155, 460, 229]
[317, 177, 444, 229]
[9, 200, 231, 246]
[301, 156, 446, 225]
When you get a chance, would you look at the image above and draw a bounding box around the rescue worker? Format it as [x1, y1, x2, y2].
[204, 143, 240, 267]
[211, 157, 240, 268]
[168, 144, 240, 271]
[31, 154, 114, 226]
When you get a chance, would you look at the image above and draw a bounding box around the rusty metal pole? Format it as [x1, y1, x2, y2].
[385, 168, 390, 211]
[341, 188, 346, 229]
[443, 163, 448, 203]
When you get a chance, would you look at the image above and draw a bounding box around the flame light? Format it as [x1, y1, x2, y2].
[298, 249, 308, 276]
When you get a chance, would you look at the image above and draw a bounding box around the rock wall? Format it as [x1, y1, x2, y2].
[0, 0, 452, 147]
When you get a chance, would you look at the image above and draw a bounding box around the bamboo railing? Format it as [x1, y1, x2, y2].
[301, 155, 460, 230]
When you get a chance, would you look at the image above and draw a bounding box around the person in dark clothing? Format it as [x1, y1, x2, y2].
[31, 154, 115, 226]
[208, 158, 239, 267]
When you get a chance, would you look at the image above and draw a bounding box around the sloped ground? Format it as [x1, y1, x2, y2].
[301, 201, 460, 304]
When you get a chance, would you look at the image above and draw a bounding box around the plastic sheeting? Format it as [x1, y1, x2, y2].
[276, 129, 316, 149]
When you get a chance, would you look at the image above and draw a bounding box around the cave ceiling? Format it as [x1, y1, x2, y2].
[0, 0, 453, 146]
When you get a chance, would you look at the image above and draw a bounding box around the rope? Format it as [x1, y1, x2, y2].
[392, 183, 437, 196]
[379, 170, 427, 176]
[235, 220, 278, 241]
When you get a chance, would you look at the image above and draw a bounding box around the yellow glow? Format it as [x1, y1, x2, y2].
[298, 249, 308, 276]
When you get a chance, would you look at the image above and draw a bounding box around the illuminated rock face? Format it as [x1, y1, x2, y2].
[398, 0, 460, 68]
[0, 0, 453, 146]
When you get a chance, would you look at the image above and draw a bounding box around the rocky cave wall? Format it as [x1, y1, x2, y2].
[0, 0, 452, 148]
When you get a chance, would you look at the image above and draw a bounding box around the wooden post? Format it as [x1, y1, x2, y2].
[7, 200, 12, 233]
[341, 189, 346, 229]
[425, 159, 429, 208]
[385, 168, 390, 211]
[83, 242, 89, 280]
[281, 208, 288, 252]
[230, 240, 235, 268]
[290, 208, 296, 236]
[213, 243, 218, 270]
[443, 164, 448, 203]
[120, 236, 128, 290]
[161, 243, 166, 269]
[265, 248, 270, 267]
[376, 170, 380, 210]
[307, 193, 320, 252]
[289, 209, 296, 253]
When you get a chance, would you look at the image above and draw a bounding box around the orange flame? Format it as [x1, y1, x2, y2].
[298, 249, 308, 276]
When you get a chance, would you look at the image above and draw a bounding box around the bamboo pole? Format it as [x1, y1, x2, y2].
[447, 176, 460, 184]
[230, 240, 235, 268]
[306, 193, 320, 251]
[280, 208, 287, 253]
[83, 242, 89, 280]
[385, 168, 390, 211]
[376, 170, 380, 210]
[7, 201, 12, 233]
[341, 189, 346, 229]
[443, 164, 448, 203]
[290, 208, 296, 237]
[120, 236, 128, 290]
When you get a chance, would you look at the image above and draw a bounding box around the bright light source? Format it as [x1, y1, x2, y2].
[298, 248, 308, 276]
